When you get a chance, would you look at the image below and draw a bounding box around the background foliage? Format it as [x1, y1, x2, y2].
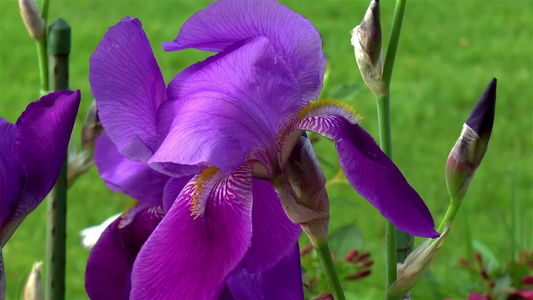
[0, 0, 531, 299]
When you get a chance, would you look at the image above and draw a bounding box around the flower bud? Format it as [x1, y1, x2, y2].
[388, 225, 451, 296]
[81, 100, 103, 150]
[23, 261, 44, 300]
[274, 134, 330, 246]
[287, 134, 330, 244]
[351, 0, 387, 96]
[446, 79, 497, 201]
[19, 0, 46, 41]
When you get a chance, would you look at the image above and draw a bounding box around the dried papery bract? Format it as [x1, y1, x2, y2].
[388, 226, 451, 296]
[351, 0, 386, 96]
[18, 0, 45, 41]
[23, 261, 44, 300]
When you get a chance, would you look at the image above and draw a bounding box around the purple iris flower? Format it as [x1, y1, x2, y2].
[86, 133, 303, 299]
[0, 90, 80, 296]
[88, 0, 437, 298]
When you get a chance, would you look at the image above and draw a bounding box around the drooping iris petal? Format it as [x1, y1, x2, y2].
[90, 17, 166, 163]
[0, 119, 23, 229]
[150, 37, 301, 174]
[94, 132, 169, 205]
[1, 90, 80, 244]
[86, 207, 164, 300]
[163, 0, 325, 102]
[130, 165, 254, 299]
[241, 179, 300, 273]
[293, 102, 438, 238]
[227, 243, 304, 300]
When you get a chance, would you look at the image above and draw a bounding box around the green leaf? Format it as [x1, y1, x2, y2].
[328, 223, 365, 257]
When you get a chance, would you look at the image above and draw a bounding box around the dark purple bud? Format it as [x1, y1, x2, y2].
[446, 79, 497, 201]
[466, 78, 497, 143]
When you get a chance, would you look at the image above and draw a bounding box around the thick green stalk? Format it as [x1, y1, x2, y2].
[377, 0, 408, 299]
[46, 18, 70, 300]
[314, 242, 346, 300]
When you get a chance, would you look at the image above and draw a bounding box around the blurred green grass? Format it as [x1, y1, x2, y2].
[0, 0, 531, 299]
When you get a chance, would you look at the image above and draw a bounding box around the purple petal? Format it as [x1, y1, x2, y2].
[0, 119, 24, 229]
[163, 0, 325, 101]
[130, 165, 254, 299]
[465, 78, 497, 140]
[90, 17, 166, 163]
[294, 115, 438, 238]
[150, 37, 301, 174]
[94, 132, 169, 206]
[241, 179, 300, 273]
[161, 176, 192, 213]
[227, 243, 304, 300]
[86, 207, 164, 300]
[1, 90, 80, 244]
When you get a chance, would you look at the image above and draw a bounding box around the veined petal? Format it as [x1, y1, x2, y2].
[130, 164, 254, 299]
[162, 176, 193, 213]
[94, 133, 169, 206]
[86, 207, 164, 300]
[227, 243, 304, 300]
[0, 119, 24, 230]
[163, 0, 325, 101]
[151, 37, 301, 174]
[1, 90, 80, 245]
[292, 100, 438, 238]
[241, 179, 300, 273]
[90, 17, 166, 163]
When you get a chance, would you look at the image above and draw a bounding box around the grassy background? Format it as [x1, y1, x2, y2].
[0, 0, 531, 299]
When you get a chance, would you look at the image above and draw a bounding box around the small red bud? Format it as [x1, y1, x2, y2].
[354, 251, 370, 263]
[345, 249, 359, 262]
[301, 243, 313, 256]
[522, 276, 533, 285]
[347, 269, 371, 280]
[362, 260, 374, 268]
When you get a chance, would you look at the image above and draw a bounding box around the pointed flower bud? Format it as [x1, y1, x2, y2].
[81, 100, 103, 150]
[274, 134, 330, 245]
[388, 225, 451, 296]
[23, 261, 44, 300]
[19, 0, 46, 41]
[446, 78, 497, 201]
[351, 0, 387, 96]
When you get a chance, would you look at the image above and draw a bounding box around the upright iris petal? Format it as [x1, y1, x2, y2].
[0, 90, 80, 297]
[163, 0, 326, 102]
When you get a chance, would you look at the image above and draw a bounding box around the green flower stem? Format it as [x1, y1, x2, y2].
[314, 242, 346, 300]
[46, 18, 70, 300]
[436, 199, 461, 233]
[376, 0, 408, 299]
[38, 0, 50, 95]
[36, 40, 48, 95]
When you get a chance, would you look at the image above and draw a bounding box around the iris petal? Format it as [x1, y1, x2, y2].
[94, 133, 169, 206]
[241, 179, 300, 273]
[86, 207, 164, 300]
[1, 90, 80, 245]
[150, 37, 301, 174]
[90, 17, 166, 163]
[227, 243, 304, 300]
[163, 0, 325, 101]
[130, 164, 254, 299]
[293, 104, 438, 238]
